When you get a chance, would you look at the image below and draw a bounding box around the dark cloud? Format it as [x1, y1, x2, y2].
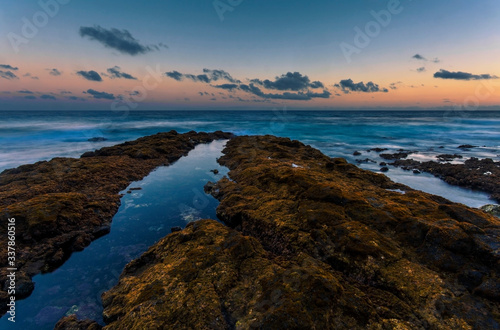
[241, 84, 331, 100]
[169, 68, 330, 101]
[48, 68, 62, 76]
[87, 89, 116, 100]
[412, 54, 440, 63]
[107, 66, 137, 80]
[0, 71, 19, 80]
[213, 84, 239, 91]
[165, 68, 240, 83]
[251, 72, 324, 91]
[79, 25, 166, 56]
[166, 71, 183, 81]
[336, 79, 388, 93]
[77, 70, 103, 82]
[41, 94, 56, 100]
[18, 90, 34, 94]
[24, 95, 36, 100]
[417, 67, 426, 73]
[434, 69, 498, 80]
[0, 64, 18, 71]
[60, 90, 72, 95]
[68, 96, 86, 101]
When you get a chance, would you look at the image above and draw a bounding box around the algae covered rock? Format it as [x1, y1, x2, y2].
[102, 135, 500, 329]
[0, 130, 233, 315]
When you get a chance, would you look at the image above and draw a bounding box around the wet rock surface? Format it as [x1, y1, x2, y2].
[0, 130, 233, 315]
[102, 135, 500, 329]
[390, 157, 500, 202]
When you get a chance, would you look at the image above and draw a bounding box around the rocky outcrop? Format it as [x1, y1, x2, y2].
[55, 315, 102, 330]
[0, 130, 233, 315]
[390, 157, 500, 202]
[102, 135, 500, 329]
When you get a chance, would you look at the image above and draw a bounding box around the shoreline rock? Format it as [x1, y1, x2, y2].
[0, 130, 233, 316]
[389, 157, 500, 202]
[101, 135, 500, 328]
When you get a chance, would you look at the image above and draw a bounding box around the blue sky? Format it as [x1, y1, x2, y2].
[1, 0, 499, 110]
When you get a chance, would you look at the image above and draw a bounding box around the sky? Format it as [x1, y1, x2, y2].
[0, 0, 499, 110]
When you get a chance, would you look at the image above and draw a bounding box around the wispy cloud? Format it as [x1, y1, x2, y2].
[86, 89, 115, 100]
[47, 68, 62, 76]
[40, 94, 56, 100]
[107, 66, 137, 80]
[0, 64, 18, 71]
[0, 71, 19, 80]
[79, 25, 167, 56]
[165, 68, 240, 83]
[412, 54, 440, 63]
[434, 69, 498, 80]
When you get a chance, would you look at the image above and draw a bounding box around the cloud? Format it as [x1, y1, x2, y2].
[165, 68, 240, 83]
[240, 84, 331, 100]
[23, 73, 39, 80]
[87, 89, 116, 100]
[169, 68, 330, 101]
[18, 90, 34, 94]
[40, 94, 56, 100]
[166, 71, 183, 81]
[416, 67, 426, 73]
[107, 66, 137, 80]
[48, 68, 62, 76]
[213, 84, 239, 91]
[79, 25, 166, 56]
[0, 71, 19, 80]
[24, 95, 36, 100]
[336, 79, 388, 93]
[68, 96, 86, 101]
[77, 70, 103, 82]
[250, 72, 324, 91]
[0, 64, 18, 71]
[433, 69, 498, 80]
[412, 54, 440, 63]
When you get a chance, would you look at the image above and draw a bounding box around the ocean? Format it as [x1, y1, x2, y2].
[1, 110, 499, 328]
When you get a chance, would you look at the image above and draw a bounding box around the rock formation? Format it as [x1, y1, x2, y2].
[0, 130, 233, 315]
[101, 135, 500, 329]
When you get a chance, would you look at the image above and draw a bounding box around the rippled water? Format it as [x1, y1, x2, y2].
[1, 110, 498, 206]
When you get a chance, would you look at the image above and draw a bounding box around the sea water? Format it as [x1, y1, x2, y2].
[1, 110, 498, 206]
[0, 140, 229, 329]
[0, 110, 499, 328]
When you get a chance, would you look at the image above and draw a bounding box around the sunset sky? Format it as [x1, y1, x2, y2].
[1, 0, 499, 110]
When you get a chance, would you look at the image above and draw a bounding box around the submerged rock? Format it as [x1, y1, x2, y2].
[481, 204, 500, 218]
[88, 137, 108, 142]
[0, 130, 234, 316]
[102, 135, 500, 329]
[390, 157, 500, 202]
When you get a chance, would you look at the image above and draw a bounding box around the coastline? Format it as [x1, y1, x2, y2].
[61, 135, 499, 328]
[0, 130, 233, 316]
